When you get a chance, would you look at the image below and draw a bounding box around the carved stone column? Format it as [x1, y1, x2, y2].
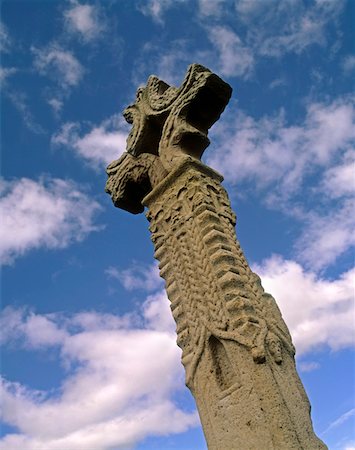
[105, 64, 326, 450]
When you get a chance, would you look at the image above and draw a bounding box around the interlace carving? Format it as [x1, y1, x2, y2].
[144, 159, 294, 388]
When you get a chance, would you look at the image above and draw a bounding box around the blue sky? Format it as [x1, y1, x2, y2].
[0, 0, 354, 449]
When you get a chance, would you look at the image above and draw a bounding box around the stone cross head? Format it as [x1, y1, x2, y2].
[105, 63, 232, 214]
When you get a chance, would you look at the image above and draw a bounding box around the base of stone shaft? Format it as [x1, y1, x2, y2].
[144, 158, 326, 450]
[192, 341, 326, 450]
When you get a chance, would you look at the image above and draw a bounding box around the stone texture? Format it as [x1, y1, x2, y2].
[105, 64, 327, 449]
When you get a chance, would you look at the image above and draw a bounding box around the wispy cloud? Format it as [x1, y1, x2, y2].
[0, 293, 198, 450]
[0, 20, 11, 53]
[342, 55, 355, 75]
[32, 44, 84, 90]
[206, 26, 254, 78]
[208, 96, 355, 194]
[136, 27, 254, 89]
[197, 0, 225, 18]
[295, 198, 355, 270]
[254, 256, 355, 355]
[47, 97, 64, 115]
[320, 151, 355, 198]
[51, 114, 128, 168]
[5, 91, 45, 135]
[106, 262, 163, 292]
[64, 1, 105, 42]
[138, 0, 187, 25]
[0, 67, 17, 84]
[135, 0, 345, 81]
[134, 39, 202, 87]
[269, 77, 287, 90]
[298, 361, 320, 373]
[236, 0, 345, 57]
[0, 177, 102, 264]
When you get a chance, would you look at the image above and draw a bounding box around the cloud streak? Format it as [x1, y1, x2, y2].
[4, 90, 45, 134]
[323, 408, 355, 435]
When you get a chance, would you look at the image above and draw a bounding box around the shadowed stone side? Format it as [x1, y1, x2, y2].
[105, 64, 327, 450]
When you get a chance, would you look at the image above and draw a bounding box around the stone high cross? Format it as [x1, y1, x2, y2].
[105, 64, 326, 449]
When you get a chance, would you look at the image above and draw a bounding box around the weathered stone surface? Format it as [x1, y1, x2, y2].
[105, 64, 327, 449]
[106, 63, 232, 213]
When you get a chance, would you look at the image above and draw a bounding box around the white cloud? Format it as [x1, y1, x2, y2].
[32, 44, 84, 90]
[206, 26, 254, 78]
[51, 114, 128, 168]
[106, 262, 163, 292]
[0, 294, 198, 450]
[143, 290, 175, 333]
[64, 1, 104, 42]
[208, 97, 355, 193]
[0, 177, 102, 264]
[1, 256, 353, 448]
[320, 151, 355, 198]
[207, 96, 355, 269]
[67, 310, 133, 332]
[0, 307, 68, 348]
[254, 256, 355, 355]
